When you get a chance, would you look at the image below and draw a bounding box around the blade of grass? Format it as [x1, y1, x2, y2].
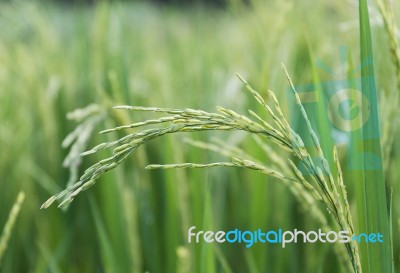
[356, 0, 393, 272]
[89, 196, 122, 273]
[213, 245, 233, 273]
[0, 191, 25, 267]
[199, 188, 216, 273]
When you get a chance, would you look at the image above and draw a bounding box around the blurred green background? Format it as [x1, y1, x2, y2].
[0, 0, 399, 272]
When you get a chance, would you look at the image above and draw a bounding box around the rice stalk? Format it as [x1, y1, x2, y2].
[185, 136, 326, 225]
[185, 136, 353, 272]
[41, 69, 361, 272]
[0, 191, 25, 267]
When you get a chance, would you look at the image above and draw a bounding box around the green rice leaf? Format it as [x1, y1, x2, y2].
[355, 0, 393, 272]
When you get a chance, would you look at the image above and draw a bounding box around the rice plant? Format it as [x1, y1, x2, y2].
[1, 0, 398, 272]
[41, 67, 364, 272]
[38, 0, 400, 272]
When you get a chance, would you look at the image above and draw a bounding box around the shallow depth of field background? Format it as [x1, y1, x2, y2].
[0, 0, 399, 272]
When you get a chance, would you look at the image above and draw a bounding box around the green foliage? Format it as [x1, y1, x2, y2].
[0, 1, 399, 273]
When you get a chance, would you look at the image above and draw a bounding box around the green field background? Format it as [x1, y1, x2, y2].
[0, 1, 399, 272]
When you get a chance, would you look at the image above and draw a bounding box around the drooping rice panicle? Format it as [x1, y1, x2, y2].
[41, 71, 361, 273]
